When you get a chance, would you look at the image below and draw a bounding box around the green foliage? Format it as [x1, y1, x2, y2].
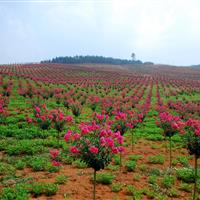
[30, 182, 58, 197]
[47, 164, 60, 173]
[0, 184, 29, 200]
[128, 154, 143, 161]
[179, 183, 192, 192]
[61, 155, 73, 165]
[126, 185, 143, 199]
[6, 140, 44, 156]
[139, 164, 147, 172]
[0, 139, 8, 150]
[31, 183, 44, 197]
[126, 185, 136, 196]
[125, 160, 136, 172]
[29, 156, 50, 171]
[148, 168, 161, 176]
[133, 174, 141, 181]
[112, 196, 120, 200]
[111, 183, 123, 192]
[148, 175, 157, 185]
[0, 124, 50, 139]
[176, 168, 199, 183]
[146, 190, 156, 199]
[55, 175, 68, 184]
[175, 156, 189, 167]
[73, 159, 88, 169]
[148, 155, 165, 164]
[167, 188, 180, 198]
[95, 173, 114, 185]
[161, 175, 176, 189]
[106, 164, 119, 171]
[0, 162, 16, 176]
[146, 134, 164, 141]
[44, 183, 58, 196]
[36, 118, 51, 130]
[15, 160, 26, 170]
[113, 155, 121, 165]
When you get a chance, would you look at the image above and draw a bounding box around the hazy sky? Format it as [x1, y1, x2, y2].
[0, 0, 200, 65]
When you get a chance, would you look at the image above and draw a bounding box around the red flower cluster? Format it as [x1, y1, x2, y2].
[49, 149, 61, 167]
[186, 118, 200, 136]
[158, 112, 185, 136]
[64, 120, 125, 171]
[28, 104, 73, 132]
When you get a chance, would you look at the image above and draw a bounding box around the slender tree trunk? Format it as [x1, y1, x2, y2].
[93, 170, 96, 200]
[193, 155, 198, 200]
[37, 95, 39, 104]
[43, 129, 45, 142]
[57, 130, 60, 146]
[120, 153, 122, 171]
[131, 132, 134, 152]
[169, 136, 172, 169]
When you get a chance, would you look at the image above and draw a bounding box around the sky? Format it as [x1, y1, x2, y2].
[0, 0, 200, 66]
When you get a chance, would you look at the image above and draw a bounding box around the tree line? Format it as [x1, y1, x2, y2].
[41, 55, 143, 65]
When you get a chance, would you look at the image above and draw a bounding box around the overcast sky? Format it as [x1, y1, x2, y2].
[0, 0, 200, 66]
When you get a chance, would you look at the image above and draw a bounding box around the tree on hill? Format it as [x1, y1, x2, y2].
[131, 53, 136, 61]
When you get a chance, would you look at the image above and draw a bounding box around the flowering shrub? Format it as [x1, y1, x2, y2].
[70, 101, 82, 117]
[34, 105, 52, 130]
[64, 120, 124, 199]
[92, 112, 108, 125]
[28, 105, 73, 144]
[185, 118, 200, 157]
[112, 112, 129, 135]
[49, 149, 61, 167]
[157, 112, 185, 169]
[32, 105, 73, 132]
[50, 109, 73, 132]
[89, 96, 100, 111]
[0, 104, 7, 124]
[65, 121, 124, 171]
[184, 118, 200, 200]
[0, 95, 9, 124]
[157, 112, 185, 137]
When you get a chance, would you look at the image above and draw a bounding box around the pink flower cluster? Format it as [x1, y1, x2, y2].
[159, 112, 185, 131]
[186, 118, 200, 136]
[28, 104, 73, 131]
[93, 112, 109, 124]
[89, 146, 98, 154]
[79, 121, 100, 134]
[115, 112, 127, 120]
[50, 109, 73, 123]
[64, 122, 125, 157]
[0, 104, 4, 114]
[49, 149, 61, 167]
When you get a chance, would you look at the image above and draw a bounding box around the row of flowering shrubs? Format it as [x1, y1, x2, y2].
[157, 112, 200, 200]
[48, 110, 200, 200]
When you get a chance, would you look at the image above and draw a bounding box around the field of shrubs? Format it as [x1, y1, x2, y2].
[0, 63, 199, 200]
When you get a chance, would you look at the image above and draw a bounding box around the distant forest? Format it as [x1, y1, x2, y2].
[41, 55, 143, 65]
[191, 64, 200, 68]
